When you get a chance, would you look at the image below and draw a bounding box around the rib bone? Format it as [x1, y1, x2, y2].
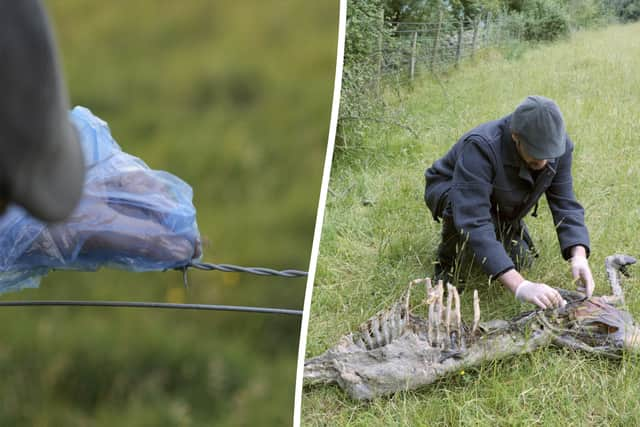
[445, 283, 453, 340]
[426, 278, 434, 346]
[435, 280, 444, 347]
[472, 289, 480, 334]
[451, 285, 461, 348]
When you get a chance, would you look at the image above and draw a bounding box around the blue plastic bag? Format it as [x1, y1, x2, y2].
[0, 106, 201, 293]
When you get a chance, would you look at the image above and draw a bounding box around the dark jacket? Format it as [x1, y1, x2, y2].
[424, 114, 590, 277]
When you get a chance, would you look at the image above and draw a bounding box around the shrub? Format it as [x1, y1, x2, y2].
[608, 0, 640, 22]
[499, 11, 528, 39]
[522, 0, 571, 42]
[338, 0, 390, 150]
[565, 0, 612, 29]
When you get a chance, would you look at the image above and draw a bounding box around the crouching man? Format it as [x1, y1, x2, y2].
[424, 95, 594, 309]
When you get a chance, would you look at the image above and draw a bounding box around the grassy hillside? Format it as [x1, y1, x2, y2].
[0, 1, 337, 425]
[303, 23, 640, 425]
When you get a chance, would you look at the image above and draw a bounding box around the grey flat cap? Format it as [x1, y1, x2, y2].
[0, 0, 84, 222]
[511, 95, 566, 160]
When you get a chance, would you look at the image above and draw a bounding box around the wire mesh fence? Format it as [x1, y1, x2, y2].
[336, 10, 524, 150]
[377, 12, 522, 85]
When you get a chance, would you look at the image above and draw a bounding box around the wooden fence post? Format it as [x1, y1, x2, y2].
[410, 30, 418, 80]
[497, 14, 505, 46]
[471, 17, 479, 58]
[455, 15, 464, 67]
[484, 12, 491, 46]
[376, 8, 384, 95]
[430, 10, 443, 71]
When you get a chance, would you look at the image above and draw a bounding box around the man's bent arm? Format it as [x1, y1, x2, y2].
[546, 137, 590, 259]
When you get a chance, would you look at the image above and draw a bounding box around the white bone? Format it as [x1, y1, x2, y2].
[472, 289, 480, 334]
[381, 313, 391, 344]
[435, 280, 444, 346]
[426, 278, 434, 346]
[370, 317, 382, 345]
[446, 283, 453, 340]
[360, 324, 374, 349]
[452, 286, 461, 346]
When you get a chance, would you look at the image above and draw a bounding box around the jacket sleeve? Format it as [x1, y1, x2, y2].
[449, 139, 515, 278]
[545, 137, 590, 259]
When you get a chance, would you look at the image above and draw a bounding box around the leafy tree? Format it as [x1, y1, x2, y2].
[384, 0, 443, 22]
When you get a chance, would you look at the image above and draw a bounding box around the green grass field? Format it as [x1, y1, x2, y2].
[303, 22, 640, 426]
[0, 1, 337, 425]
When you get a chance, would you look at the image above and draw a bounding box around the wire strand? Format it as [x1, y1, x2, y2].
[186, 261, 308, 278]
[0, 300, 302, 316]
[0, 262, 308, 315]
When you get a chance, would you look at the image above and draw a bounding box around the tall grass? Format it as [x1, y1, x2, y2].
[0, 1, 337, 425]
[303, 23, 640, 425]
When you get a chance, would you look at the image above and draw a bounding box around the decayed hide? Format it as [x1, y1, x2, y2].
[304, 255, 639, 400]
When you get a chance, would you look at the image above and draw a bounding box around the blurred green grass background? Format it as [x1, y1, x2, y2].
[0, 1, 337, 425]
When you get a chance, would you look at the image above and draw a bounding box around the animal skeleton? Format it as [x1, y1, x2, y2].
[304, 254, 639, 400]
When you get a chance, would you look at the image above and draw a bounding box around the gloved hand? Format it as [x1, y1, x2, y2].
[515, 280, 566, 309]
[570, 255, 595, 297]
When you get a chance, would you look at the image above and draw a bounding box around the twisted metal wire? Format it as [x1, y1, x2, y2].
[186, 261, 308, 278]
[0, 262, 308, 316]
[0, 300, 302, 316]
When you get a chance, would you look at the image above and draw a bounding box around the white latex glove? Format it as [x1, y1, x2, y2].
[570, 255, 595, 297]
[515, 280, 566, 309]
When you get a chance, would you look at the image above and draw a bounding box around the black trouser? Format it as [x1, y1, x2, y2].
[435, 201, 537, 282]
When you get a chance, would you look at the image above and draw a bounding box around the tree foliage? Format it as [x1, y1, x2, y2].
[338, 0, 391, 148]
[384, 0, 442, 22]
[383, 0, 635, 24]
[521, 0, 571, 41]
[607, 0, 640, 21]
